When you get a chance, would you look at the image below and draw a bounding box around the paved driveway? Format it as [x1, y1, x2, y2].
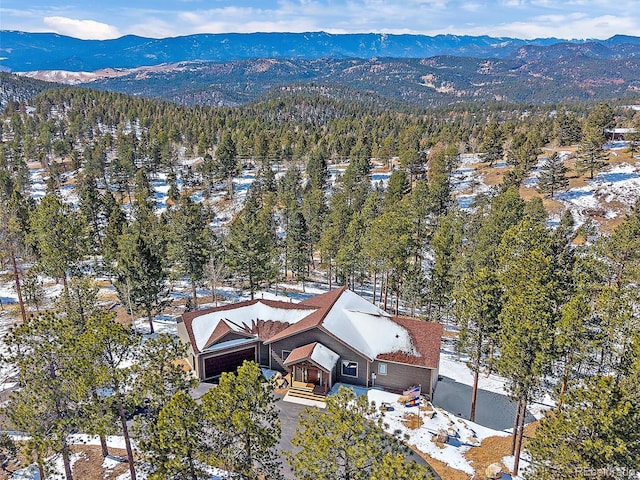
[432, 376, 536, 431]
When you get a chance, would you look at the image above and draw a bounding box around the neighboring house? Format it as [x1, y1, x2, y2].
[604, 128, 638, 141]
[178, 287, 443, 398]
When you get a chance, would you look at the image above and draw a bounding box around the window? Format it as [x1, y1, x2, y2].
[341, 360, 358, 377]
[282, 350, 291, 361]
[378, 363, 387, 375]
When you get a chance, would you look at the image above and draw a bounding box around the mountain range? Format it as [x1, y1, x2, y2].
[3, 31, 640, 72]
[2, 31, 640, 107]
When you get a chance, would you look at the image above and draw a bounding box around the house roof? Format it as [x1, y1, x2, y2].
[181, 298, 317, 354]
[377, 316, 443, 369]
[284, 342, 340, 372]
[181, 289, 442, 370]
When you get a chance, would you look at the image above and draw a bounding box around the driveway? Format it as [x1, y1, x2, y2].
[432, 376, 536, 431]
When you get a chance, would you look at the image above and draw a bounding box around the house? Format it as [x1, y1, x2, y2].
[604, 128, 638, 141]
[177, 287, 443, 398]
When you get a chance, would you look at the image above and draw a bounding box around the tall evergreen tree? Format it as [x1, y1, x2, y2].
[497, 215, 558, 476]
[453, 267, 502, 422]
[576, 133, 608, 180]
[384, 170, 410, 211]
[537, 152, 569, 198]
[113, 227, 168, 333]
[146, 391, 208, 480]
[201, 361, 282, 480]
[528, 375, 639, 480]
[29, 194, 87, 293]
[287, 209, 311, 287]
[81, 313, 140, 480]
[225, 191, 277, 299]
[5, 313, 91, 480]
[169, 196, 210, 308]
[215, 133, 239, 198]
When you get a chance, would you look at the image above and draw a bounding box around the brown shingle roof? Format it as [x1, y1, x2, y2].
[377, 317, 443, 369]
[202, 320, 233, 350]
[283, 342, 318, 366]
[264, 286, 348, 344]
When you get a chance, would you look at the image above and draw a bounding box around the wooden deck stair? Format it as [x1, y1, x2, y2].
[287, 381, 327, 402]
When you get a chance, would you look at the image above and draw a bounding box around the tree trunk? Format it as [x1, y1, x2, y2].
[191, 279, 198, 309]
[61, 442, 73, 480]
[383, 271, 389, 311]
[92, 389, 110, 457]
[328, 261, 332, 291]
[10, 250, 27, 323]
[147, 311, 155, 334]
[37, 461, 46, 480]
[470, 341, 481, 422]
[511, 398, 522, 455]
[372, 271, 377, 305]
[394, 285, 399, 315]
[117, 394, 137, 480]
[513, 397, 527, 477]
[557, 354, 573, 409]
[100, 434, 109, 458]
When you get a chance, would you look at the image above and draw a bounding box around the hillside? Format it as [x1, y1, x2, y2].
[76, 51, 640, 107]
[3, 32, 640, 107]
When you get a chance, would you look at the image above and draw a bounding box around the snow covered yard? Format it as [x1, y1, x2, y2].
[368, 389, 510, 477]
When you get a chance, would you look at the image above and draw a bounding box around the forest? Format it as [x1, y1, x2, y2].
[0, 83, 639, 479]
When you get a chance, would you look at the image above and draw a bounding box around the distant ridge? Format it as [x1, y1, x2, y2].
[4, 30, 639, 72]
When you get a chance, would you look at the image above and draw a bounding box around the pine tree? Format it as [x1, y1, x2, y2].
[215, 133, 239, 198]
[5, 312, 92, 480]
[113, 227, 168, 333]
[481, 119, 504, 166]
[384, 170, 410, 211]
[169, 196, 210, 308]
[453, 267, 502, 421]
[528, 375, 639, 480]
[78, 172, 103, 247]
[370, 453, 433, 480]
[287, 209, 311, 287]
[306, 147, 329, 191]
[537, 152, 569, 198]
[286, 386, 422, 480]
[497, 216, 558, 476]
[29, 194, 87, 292]
[201, 361, 282, 480]
[226, 192, 277, 299]
[132, 334, 197, 419]
[81, 313, 141, 479]
[427, 148, 452, 217]
[428, 210, 463, 318]
[576, 132, 608, 179]
[145, 391, 208, 480]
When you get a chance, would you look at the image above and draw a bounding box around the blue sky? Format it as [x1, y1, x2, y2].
[1, 1, 639, 40]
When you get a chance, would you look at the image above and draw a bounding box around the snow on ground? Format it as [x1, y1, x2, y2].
[28, 168, 47, 200]
[453, 154, 493, 209]
[368, 389, 508, 475]
[556, 162, 640, 225]
[502, 453, 531, 480]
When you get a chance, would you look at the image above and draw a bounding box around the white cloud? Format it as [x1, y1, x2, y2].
[43, 16, 121, 40]
[441, 14, 639, 40]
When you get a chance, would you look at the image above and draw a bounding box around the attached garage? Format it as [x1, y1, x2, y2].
[202, 345, 257, 379]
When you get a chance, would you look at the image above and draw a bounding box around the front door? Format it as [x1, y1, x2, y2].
[307, 368, 318, 384]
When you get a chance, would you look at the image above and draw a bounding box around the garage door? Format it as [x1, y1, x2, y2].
[203, 347, 256, 379]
